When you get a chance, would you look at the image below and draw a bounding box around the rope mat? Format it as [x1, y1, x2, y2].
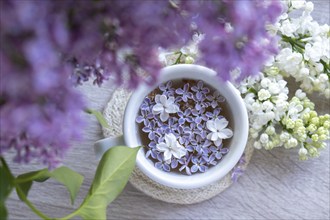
[102, 88, 254, 204]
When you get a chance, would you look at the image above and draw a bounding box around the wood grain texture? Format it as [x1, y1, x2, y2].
[5, 1, 330, 219]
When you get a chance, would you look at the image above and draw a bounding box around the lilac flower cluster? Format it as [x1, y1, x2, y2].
[136, 80, 233, 175]
[189, 0, 282, 81]
[1, 1, 282, 88]
[0, 0, 280, 167]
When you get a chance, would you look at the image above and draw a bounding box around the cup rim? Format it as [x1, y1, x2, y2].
[124, 64, 248, 189]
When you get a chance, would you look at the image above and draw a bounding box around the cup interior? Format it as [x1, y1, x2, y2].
[124, 64, 248, 189]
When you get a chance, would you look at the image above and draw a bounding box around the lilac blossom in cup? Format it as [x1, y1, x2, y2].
[136, 80, 234, 175]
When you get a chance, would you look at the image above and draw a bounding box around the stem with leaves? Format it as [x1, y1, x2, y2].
[1, 110, 140, 220]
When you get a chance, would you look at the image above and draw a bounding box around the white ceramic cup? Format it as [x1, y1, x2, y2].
[94, 64, 248, 189]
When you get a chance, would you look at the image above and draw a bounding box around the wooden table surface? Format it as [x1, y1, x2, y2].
[6, 1, 330, 219]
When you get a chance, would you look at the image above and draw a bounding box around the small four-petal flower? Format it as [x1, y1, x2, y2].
[152, 94, 179, 122]
[156, 133, 187, 161]
[206, 118, 233, 146]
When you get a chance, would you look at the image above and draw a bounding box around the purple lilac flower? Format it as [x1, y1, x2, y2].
[189, 0, 282, 81]
[155, 154, 170, 172]
[177, 109, 193, 125]
[175, 84, 192, 102]
[136, 109, 154, 126]
[195, 140, 211, 156]
[158, 118, 179, 134]
[214, 147, 230, 160]
[183, 123, 199, 139]
[207, 91, 225, 108]
[206, 108, 222, 120]
[159, 81, 175, 96]
[140, 97, 154, 112]
[191, 157, 208, 173]
[171, 158, 179, 169]
[191, 92, 208, 111]
[145, 141, 160, 159]
[178, 155, 192, 175]
[191, 109, 208, 126]
[175, 126, 191, 146]
[191, 81, 210, 100]
[142, 121, 159, 140]
[1, 0, 279, 169]
[205, 153, 217, 166]
[0, 0, 195, 167]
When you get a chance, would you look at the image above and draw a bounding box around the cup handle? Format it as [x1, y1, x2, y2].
[94, 136, 125, 159]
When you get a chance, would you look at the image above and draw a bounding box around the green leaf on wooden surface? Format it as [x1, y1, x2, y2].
[51, 166, 84, 205]
[75, 146, 140, 220]
[85, 109, 110, 128]
[0, 158, 14, 220]
[15, 167, 83, 205]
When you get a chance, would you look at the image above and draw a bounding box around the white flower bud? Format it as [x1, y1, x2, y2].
[254, 141, 262, 149]
[260, 133, 269, 144]
[185, 56, 195, 64]
[299, 147, 308, 160]
[252, 102, 262, 111]
[258, 89, 271, 101]
[286, 137, 298, 148]
[262, 101, 274, 111]
[299, 67, 309, 76]
[305, 2, 314, 12]
[319, 74, 328, 82]
[261, 78, 271, 88]
[295, 89, 306, 99]
[315, 63, 324, 72]
[265, 111, 275, 121]
[252, 123, 262, 130]
[265, 126, 275, 135]
[299, 147, 308, 156]
[268, 83, 281, 94]
[280, 132, 291, 142]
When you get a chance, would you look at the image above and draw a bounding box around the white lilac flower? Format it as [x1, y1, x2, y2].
[260, 133, 269, 144]
[298, 147, 308, 160]
[152, 94, 179, 122]
[274, 0, 330, 98]
[156, 133, 187, 162]
[276, 48, 303, 74]
[206, 118, 233, 147]
[234, 0, 330, 161]
[295, 89, 306, 99]
[258, 89, 271, 101]
[287, 101, 304, 120]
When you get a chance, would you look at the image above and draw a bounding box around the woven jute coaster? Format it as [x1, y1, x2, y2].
[102, 88, 254, 204]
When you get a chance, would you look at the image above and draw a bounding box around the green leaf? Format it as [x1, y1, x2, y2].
[85, 109, 110, 128]
[75, 146, 140, 220]
[0, 158, 14, 220]
[0, 202, 8, 220]
[15, 167, 83, 205]
[0, 158, 14, 203]
[51, 167, 84, 205]
[15, 169, 50, 199]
